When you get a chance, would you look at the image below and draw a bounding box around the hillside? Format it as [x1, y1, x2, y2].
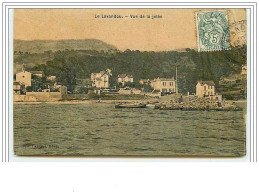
[14, 39, 118, 53]
[25, 46, 246, 94]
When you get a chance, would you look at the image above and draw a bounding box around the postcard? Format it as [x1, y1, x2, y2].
[13, 9, 247, 157]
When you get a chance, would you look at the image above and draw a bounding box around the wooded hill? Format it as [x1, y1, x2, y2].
[15, 44, 247, 94]
[14, 39, 118, 53]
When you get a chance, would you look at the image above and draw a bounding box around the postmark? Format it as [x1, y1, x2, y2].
[196, 10, 231, 52]
[230, 20, 247, 47]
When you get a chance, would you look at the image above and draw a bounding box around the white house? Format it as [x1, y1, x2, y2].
[13, 81, 22, 94]
[150, 77, 176, 93]
[91, 69, 112, 88]
[47, 75, 57, 81]
[16, 68, 32, 87]
[118, 74, 133, 86]
[196, 81, 215, 97]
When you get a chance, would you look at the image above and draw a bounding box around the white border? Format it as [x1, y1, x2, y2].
[1, 2, 257, 162]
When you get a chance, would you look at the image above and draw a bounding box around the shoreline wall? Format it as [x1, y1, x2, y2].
[14, 92, 62, 102]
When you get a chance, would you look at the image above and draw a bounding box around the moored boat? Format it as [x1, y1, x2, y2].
[115, 103, 146, 108]
[146, 104, 156, 109]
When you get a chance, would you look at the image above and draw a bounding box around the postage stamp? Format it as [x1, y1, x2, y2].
[196, 10, 231, 52]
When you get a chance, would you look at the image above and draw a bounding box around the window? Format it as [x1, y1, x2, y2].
[163, 82, 166, 86]
[170, 82, 173, 86]
[204, 86, 206, 90]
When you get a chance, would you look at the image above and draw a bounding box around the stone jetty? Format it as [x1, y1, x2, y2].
[154, 94, 242, 111]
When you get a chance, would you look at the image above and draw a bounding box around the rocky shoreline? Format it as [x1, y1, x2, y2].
[153, 95, 244, 111]
[14, 98, 245, 112]
[155, 104, 242, 111]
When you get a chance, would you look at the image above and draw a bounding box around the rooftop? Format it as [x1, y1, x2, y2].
[118, 74, 133, 78]
[13, 81, 20, 85]
[152, 77, 175, 81]
[92, 70, 109, 77]
[198, 81, 215, 86]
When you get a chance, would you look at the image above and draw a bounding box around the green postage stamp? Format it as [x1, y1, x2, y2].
[196, 10, 231, 52]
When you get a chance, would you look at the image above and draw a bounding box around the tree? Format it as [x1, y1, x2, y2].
[26, 86, 33, 92]
[23, 46, 246, 94]
[124, 82, 135, 88]
[143, 84, 153, 92]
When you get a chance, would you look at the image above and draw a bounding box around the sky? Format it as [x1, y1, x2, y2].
[14, 9, 246, 51]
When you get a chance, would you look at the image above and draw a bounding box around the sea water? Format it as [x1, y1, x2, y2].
[13, 103, 246, 157]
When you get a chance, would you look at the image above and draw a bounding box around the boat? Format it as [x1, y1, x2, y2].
[115, 103, 146, 108]
[146, 104, 157, 109]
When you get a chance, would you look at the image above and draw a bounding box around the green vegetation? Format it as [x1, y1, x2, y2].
[15, 42, 247, 95]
